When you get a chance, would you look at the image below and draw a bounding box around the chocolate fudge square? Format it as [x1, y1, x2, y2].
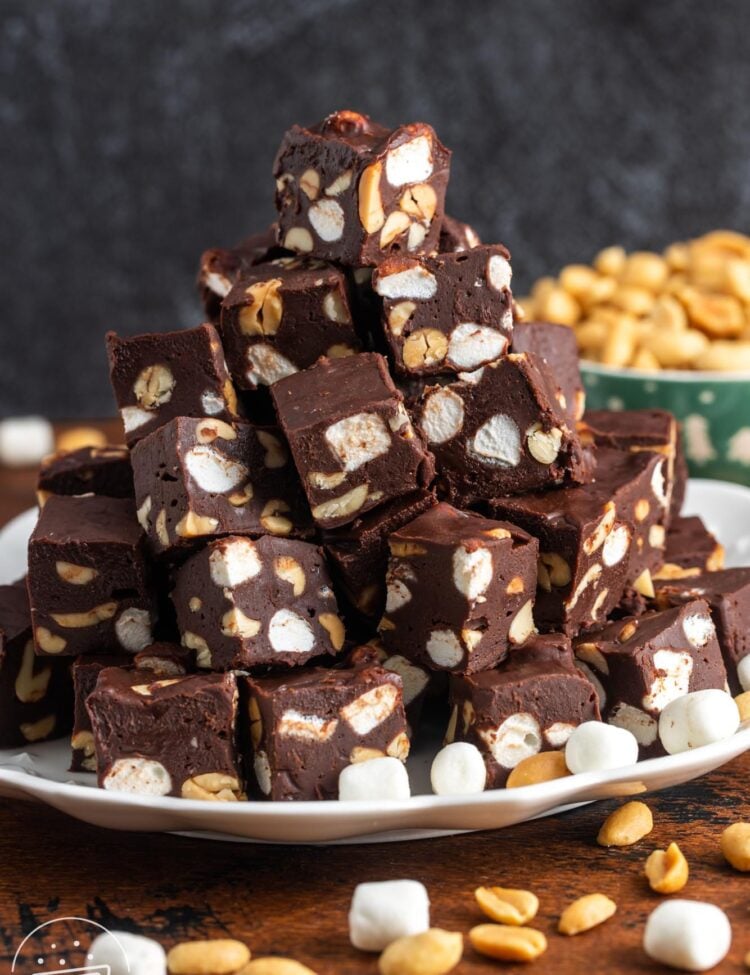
[439, 215, 481, 253]
[0, 580, 72, 748]
[242, 657, 408, 800]
[172, 534, 345, 671]
[447, 634, 600, 788]
[654, 569, 750, 694]
[416, 352, 587, 504]
[511, 321, 585, 425]
[490, 447, 670, 634]
[106, 324, 241, 446]
[323, 489, 437, 631]
[273, 110, 450, 266]
[37, 445, 133, 506]
[379, 503, 538, 674]
[654, 515, 724, 580]
[220, 256, 359, 391]
[272, 353, 434, 529]
[87, 668, 241, 799]
[371, 246, 513, 376]
[574, 599, 727, 756]
[71, 654, 129, 771]
[131, 417, 312, 557]
[28, 495, 155, 657]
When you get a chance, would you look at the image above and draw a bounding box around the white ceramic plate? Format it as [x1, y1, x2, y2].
[1, 478, 749, 845]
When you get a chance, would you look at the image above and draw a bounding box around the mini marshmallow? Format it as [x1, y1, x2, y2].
[430, 742, 487, 796]
[658, 689, 740, 755]
[0, 415, 54, 468]
[349, 880, 430, 951]
[338, 756, 410, 801]
[643, 900, 731, 971]
[565, 721, 639, 774]
[89, 930, 166, 975]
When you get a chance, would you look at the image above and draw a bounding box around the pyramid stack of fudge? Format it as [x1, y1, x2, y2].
[3, 110, 749, 802]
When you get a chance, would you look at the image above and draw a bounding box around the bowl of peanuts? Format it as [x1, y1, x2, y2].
[518, 230, 750, 485]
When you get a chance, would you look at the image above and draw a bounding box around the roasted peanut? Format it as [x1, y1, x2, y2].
[240, 959, 317, 975]
[469, 924, 547, 962]
[735, 691, 750, 722]
[474, 886, 538, 925]
[558, 893, 616, 935]
[597, 801, 653, 847]
[720, 821, 750, 871]
[167, 939, 250, 975]
[506, 750, 571, 788]
[378, 929, 463, 975]
[644, 842, 689, 893]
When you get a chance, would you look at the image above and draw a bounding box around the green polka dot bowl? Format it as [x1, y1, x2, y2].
[580, 361, 750, 486]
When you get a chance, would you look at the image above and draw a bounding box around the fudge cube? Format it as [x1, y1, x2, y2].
[416, 353, 587, 504]
[511, 321, 585, 425]
[371, 246, 514, 377]
[220, 256, 359, 391]
[439, 215, 481, 253]
[197, 225, 289, 321]
[0, 580, 72, 748]
[672, 425, 688, 517]
[37, 445, 133, 506]
[379, 503, 539, 674]
[242, 657, 408, 800]
[272, 353, 435, 529]
[87, 668, 241, 799]
[28, 495, 155, 657]
[131, 417, 312, 556]
[273, 110, 451, 266]
[172, 534, 345, 671]
[106, 324, 241, 446]
[654, 569, 750, 694]
[574, 599, 727, 756]
[323, 489, 437, 630]
[447, 634, 600, 787]
[654, 515, 724, 580]
[491, 447, 670, 634]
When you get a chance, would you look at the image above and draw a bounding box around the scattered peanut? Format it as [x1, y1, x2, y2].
[378, 929, 463, 975]
[644, 842, 689, 893]
[167, 939, 250, 975]
[720, 821, 750, 871]
[596, 801, 653, 847]
[506, 750, 571, 788]
[474, 886, 539, 925]
[240, 960, 317, 975]
[558, 893, 617, 935]
[735, 691, 750, 722]
[469, 924, 547, 962]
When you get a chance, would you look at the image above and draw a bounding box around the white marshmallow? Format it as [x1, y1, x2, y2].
[0, 415, 54, 467]
[430, 742, 487, 796]
[338, 756, 410, 801]
[564, 721, 639, 774]
[89, 931, 166, 975]
[738, 654, 750, 692]
[658, 689, 740, 755]
[349, 880, 430, 951]
[643, 900, 731, 971]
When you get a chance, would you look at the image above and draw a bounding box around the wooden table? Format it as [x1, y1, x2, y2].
[1, 422, 748, 973]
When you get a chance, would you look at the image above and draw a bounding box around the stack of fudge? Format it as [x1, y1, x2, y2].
[3, 110, 748, 802]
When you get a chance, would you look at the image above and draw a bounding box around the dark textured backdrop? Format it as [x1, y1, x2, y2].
[2, 0, 750, 417]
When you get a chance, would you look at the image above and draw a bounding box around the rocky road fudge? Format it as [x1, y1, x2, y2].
[0, 580, 72, 748]
[37, 445, 133, 506]
[574, 599, 727, 756]
[87, 667, 241, 799]
[272, 353, 434, 529]
[172, 534, 345, 671]
[511, 322, 585, 425]
[131, 417, 311, 556]
[654, 515, 724, 580]
[197, 225, 289, 320]
[379, 503, 538, 674]
[654, 569, 750, 693]
[242, 657, 408, 800]
[273, 110, 450, 265]
[446, 634, 600, 787]
[323, 489, 437, 631]
[28, 495, 155, 657]
[106, 324, 241, 446]
[371, 246, 513, 376]
[220, 256, 358, 391]
[417, 352, 587, 503]
[439, 215, 481, 253]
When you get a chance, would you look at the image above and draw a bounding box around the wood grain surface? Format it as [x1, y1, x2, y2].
[1, 422, 748, 973]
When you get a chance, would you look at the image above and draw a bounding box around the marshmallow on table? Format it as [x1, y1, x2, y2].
[564, 721, 639, 774]
[89, 931, 166, 975]
[338, 756, 410, 801]
[643, 900, 731, 971]
[659, 689, 740, 755]
[349, 880, 430, 951]
[0, 416, 54, 467]
[430, 742, 486, 796]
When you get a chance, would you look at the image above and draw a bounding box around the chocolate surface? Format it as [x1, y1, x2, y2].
[438, 215, 481, 253]
[71, 653, 129, 771]
[655, 515, 724, 579]
[511, 321, 584, 426]
[37, 445, 133, 504]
